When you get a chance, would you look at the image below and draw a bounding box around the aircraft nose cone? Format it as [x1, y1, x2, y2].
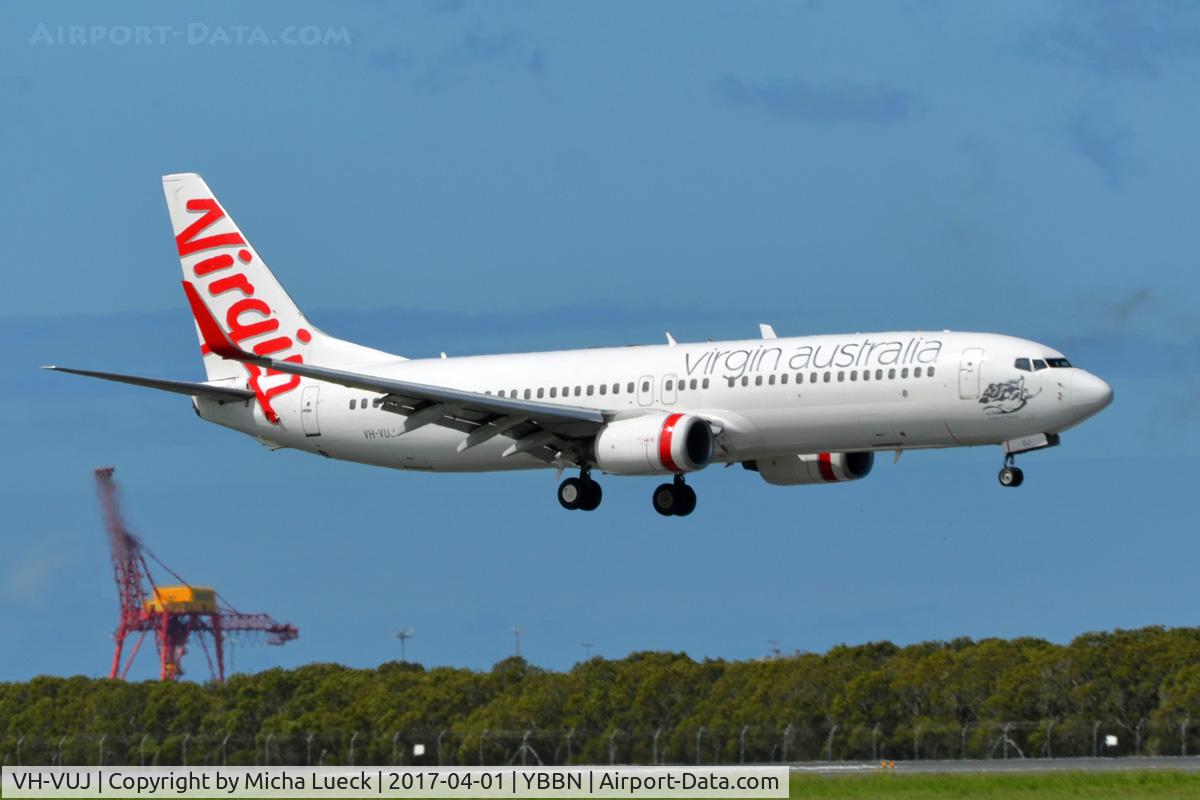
[1073, 371, 1113, 411]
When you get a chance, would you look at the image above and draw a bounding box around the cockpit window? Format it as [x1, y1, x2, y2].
[1014, 358, 1031, 372]
[1046, 358, 1072, 368]
[1032, 359, 1048, 371]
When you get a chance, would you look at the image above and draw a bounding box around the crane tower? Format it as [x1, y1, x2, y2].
[95, 467, 298, 681]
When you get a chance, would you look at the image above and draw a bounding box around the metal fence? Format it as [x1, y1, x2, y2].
[3, 719, 1198, 766]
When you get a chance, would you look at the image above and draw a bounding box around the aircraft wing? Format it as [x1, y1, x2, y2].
[43, 366, 255, 403]
[182, 282, 606, 461]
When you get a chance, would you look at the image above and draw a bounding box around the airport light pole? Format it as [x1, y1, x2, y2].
[512, 627, 521, 657]
[395, 629, 414, 662]
[581, 642, 594, 659]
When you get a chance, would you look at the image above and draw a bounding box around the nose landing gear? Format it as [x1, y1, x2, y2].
[998, 455, 1024, 488]
[558, 471, 602, 511]
[652, 475, 697, 517]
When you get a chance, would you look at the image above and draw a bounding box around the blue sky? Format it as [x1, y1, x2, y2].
[1, 0, 1198, 682]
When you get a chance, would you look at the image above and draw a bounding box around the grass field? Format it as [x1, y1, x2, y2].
[787, 770, 1200, 798]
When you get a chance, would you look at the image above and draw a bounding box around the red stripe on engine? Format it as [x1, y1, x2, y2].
[817, 452, 838, 482]
[659, 413, 685, 473]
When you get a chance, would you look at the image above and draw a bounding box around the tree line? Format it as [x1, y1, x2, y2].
[5, 626, 1200, 766]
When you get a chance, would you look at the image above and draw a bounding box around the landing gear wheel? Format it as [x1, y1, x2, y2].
[998, 466, 1024, 488]
[579, 479, 603, 511]
[652, 483, 678, 516]
[674, 484, 697, 517]
[558, 477, 585, 510]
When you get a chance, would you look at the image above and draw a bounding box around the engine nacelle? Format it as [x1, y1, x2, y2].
[594, 413, 714, 476]
[745, 451, 874, 486]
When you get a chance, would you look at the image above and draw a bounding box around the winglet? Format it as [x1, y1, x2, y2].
[665, 332, 677, 346]
[181, 280, 256, 361]
[759, 323, 777, 340]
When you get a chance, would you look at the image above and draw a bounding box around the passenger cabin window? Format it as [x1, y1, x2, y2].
[575, 386, 582, 396]
[742, 376, 749, 387]
[1032, 359, 1048, 371]
[875, 369, 883, 380]
[901, 368, 908, 379]
[837, 371, 845, 382]
[641, 381, 649, 392]
[613, 383, 620, 394]
[349, 399, 356, 410]
[823, 372, 831, 383]
[524, 389, 532, 399]
[850, 370, 857, 381]
[690, 378, 698, 390]
[1046, 358, 1072, 368]
[586, 385, 594, 396]
[599, 384, 607, 395]
[665, 379, 673, 391]
[627, 382, 635, 393]
[888, 369, 896, 379]
[702, 378, 710, 389]
[781, 374, 788, 385]
[755, 375, 763, 386]
[928, 367, 936, 377]
[914, 367, 922, 378]
[537, 388, 544, 399]
[768, 374, 776, 385]
[1014, 358, 1031, 372]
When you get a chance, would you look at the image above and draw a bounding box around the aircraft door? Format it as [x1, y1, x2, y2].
[959, 348, 984, 400]
[637, 375, 654, 406]
[662, 374, 678, 405]
[301, 385, 321, 436]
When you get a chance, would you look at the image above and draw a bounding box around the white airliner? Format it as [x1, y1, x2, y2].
[49, 174, 1113, 516]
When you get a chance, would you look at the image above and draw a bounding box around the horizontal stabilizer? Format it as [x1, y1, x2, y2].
[43, 366, 254, 403]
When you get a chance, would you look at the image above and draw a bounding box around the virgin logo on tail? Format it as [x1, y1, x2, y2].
[177, 198, 310, 424]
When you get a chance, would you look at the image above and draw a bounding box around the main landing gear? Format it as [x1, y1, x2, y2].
[558, 471, 602, 511]
[653, 475, 697, 517]
[997, 455, 1024, 488]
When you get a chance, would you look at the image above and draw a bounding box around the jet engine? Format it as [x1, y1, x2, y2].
[744, 451, 874, 485]
[594, 413, 714, 475]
